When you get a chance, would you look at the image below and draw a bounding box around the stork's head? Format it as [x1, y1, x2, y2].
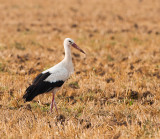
[64, 38, 85, 54]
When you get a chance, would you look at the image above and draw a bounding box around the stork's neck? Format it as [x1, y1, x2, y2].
[62, 42, 74, 74]
[64, 45, 72, 63]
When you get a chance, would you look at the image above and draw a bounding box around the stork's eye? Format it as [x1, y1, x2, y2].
[69, 40, 71, 43]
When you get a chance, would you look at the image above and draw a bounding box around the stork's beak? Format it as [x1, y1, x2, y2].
[72, 43, 85, 54]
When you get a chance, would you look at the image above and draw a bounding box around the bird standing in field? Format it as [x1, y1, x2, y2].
[23, 38, 85, 113]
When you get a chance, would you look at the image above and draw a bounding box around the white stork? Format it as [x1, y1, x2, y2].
[23, 38, 85, 113]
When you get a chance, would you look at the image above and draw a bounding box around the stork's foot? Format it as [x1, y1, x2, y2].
[50, 104, 58, 114]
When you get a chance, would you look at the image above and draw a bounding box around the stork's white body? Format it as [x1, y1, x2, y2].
[42, 46, 74, 95]
[43, 47, 74, 83]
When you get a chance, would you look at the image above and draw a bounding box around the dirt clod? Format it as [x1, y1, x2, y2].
[105, 78, 115, 83]
[128, 90, 139, 100]
[56, 114, 66, 124]
[25, 104, 32, 111]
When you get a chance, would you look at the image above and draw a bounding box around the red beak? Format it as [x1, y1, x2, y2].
[72, 43, 85, 54]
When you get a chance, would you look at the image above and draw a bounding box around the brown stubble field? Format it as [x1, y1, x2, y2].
[0, 0, 160, 138]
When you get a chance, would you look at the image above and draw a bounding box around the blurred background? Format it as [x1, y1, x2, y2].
[0, 0, 160, 138]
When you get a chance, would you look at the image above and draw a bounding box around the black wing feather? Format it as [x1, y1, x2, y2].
[23, 72, 64, 102]
[32, 73, 44, 84]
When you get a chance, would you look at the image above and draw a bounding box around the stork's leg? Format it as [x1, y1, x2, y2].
[50, 93, 54, 113]
[53, 98, 58, 114]
[50, 92, 58, 114]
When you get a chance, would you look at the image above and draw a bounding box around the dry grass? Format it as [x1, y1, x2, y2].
[0, 0, 160, 138]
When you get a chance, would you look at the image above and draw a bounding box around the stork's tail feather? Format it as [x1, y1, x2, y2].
[23, 85, 37, 102]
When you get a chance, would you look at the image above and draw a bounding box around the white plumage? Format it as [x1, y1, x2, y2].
[43, 66, 70, 83]
[23, 38, 85, 113]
